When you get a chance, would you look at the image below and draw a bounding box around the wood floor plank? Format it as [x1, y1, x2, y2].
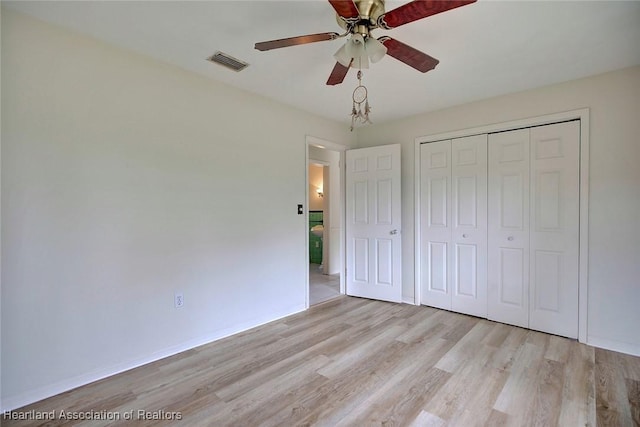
[557, 342, 596, 427]
[3, 298, 639, 427]
[619, 352, 640, 382]
[408, 410, 446, 427]
[293, 336, 454, 426]
[445, 366, 509, 426]
[335, 366, 451, 426]
[525, 329, 551, 350]
[194, 355, 331, 426]
[485, 409, 510, 426]
[336, 298, 407, 328]
[626, 378, 640, 427]
[440, 314, 478, 342]
[425, 342, 501, 422]
[544, 335, 572, 363]
[493, 342, 546, 417]
[215, 312, 404, 401]
[480, 321, 513, 348]
[394, 306, 444, 344]
[331, 337, 456, 426]
[525, 359, 565, 426]
[487, 326, 529, 372]
[596, 347, 636, 426]
[435, 320, 494, 373]
[316, 324, 406, 379]
[283, 340, 412, 426]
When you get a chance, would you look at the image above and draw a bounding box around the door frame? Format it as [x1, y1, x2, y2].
[414, 108, 590, 343]
[305, 135, 348, 308]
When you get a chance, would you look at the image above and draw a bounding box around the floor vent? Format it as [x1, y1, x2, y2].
[207, 51, 249, 72]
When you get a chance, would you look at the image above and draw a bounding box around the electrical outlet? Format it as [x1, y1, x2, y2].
[174, 292, 184, 309]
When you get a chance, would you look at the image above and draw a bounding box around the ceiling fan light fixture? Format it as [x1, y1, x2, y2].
[334, 34, 377, 70]
[345, 34, 366, 60]
[366, 37, 387, 63]
[334, 33, 386, 70]
[353, 54, 369, 70]
[333, 44, 352, 67]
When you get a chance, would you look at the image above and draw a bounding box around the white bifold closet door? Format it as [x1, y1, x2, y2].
[420, 121, 580, 339]
[529, 122, 580, 338]
[488, 121, 580, 338]
[487, 129, 531, 329]
[420, 134, 488, 318]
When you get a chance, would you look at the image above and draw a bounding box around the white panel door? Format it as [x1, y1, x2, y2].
[529, 121, 580, 338]
[451, 135, 488, 317]
[420, 141, 452, 310]
[488, 129, 530, 328]
[346, 144, 402, 303]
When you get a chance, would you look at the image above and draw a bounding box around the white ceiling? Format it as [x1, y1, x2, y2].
[5, 1, 640, 125]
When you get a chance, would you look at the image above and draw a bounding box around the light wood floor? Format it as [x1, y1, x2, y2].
[4, 297, 640, 426]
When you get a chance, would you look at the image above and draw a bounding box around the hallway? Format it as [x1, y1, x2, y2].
[309, 263, 340, 305]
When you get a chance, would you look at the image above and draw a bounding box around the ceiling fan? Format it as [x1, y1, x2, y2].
[254, 0, 477, 85]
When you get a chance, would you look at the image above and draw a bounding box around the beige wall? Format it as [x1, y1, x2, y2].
[357, 66, 640, 356]
[0, 9, 354, 409]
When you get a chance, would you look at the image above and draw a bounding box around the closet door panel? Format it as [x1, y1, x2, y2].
[420, 141, 452, 310]
[488, 129, 530, 328]
[529, 121, 580, 338]
[451, 135, 488, 317]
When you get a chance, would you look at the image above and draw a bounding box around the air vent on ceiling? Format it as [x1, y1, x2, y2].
[207, 51, 249, 72]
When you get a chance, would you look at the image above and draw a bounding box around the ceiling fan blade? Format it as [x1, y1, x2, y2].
[328, 0, 360, 20]
[326, 60, 352, 85]
[379, 37, 439, 73]
[255, 32, 339, 51]
[378, 0, 476, 29]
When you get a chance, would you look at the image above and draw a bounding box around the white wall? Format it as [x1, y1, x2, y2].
[0, 9, 354, 410]
[357, 66, 640, 356]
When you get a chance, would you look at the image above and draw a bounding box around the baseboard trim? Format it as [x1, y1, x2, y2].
[1, 304, 306, 412]
[587, 335, 640, 357]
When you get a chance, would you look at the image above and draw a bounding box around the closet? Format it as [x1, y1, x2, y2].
[419, 120, 580, 339]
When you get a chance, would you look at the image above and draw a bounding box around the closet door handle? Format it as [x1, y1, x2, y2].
[507, 236, 514, 241]
[390, 229, 398, 235]
[462, 234, 468, 238]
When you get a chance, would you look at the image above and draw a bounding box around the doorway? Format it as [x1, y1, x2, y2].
[306, 137, 346, 306]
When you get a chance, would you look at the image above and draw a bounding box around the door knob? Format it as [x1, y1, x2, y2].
[390, 229, 398, 235]
[462, 234, 468, 238]
[507, 236, 514, 241]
